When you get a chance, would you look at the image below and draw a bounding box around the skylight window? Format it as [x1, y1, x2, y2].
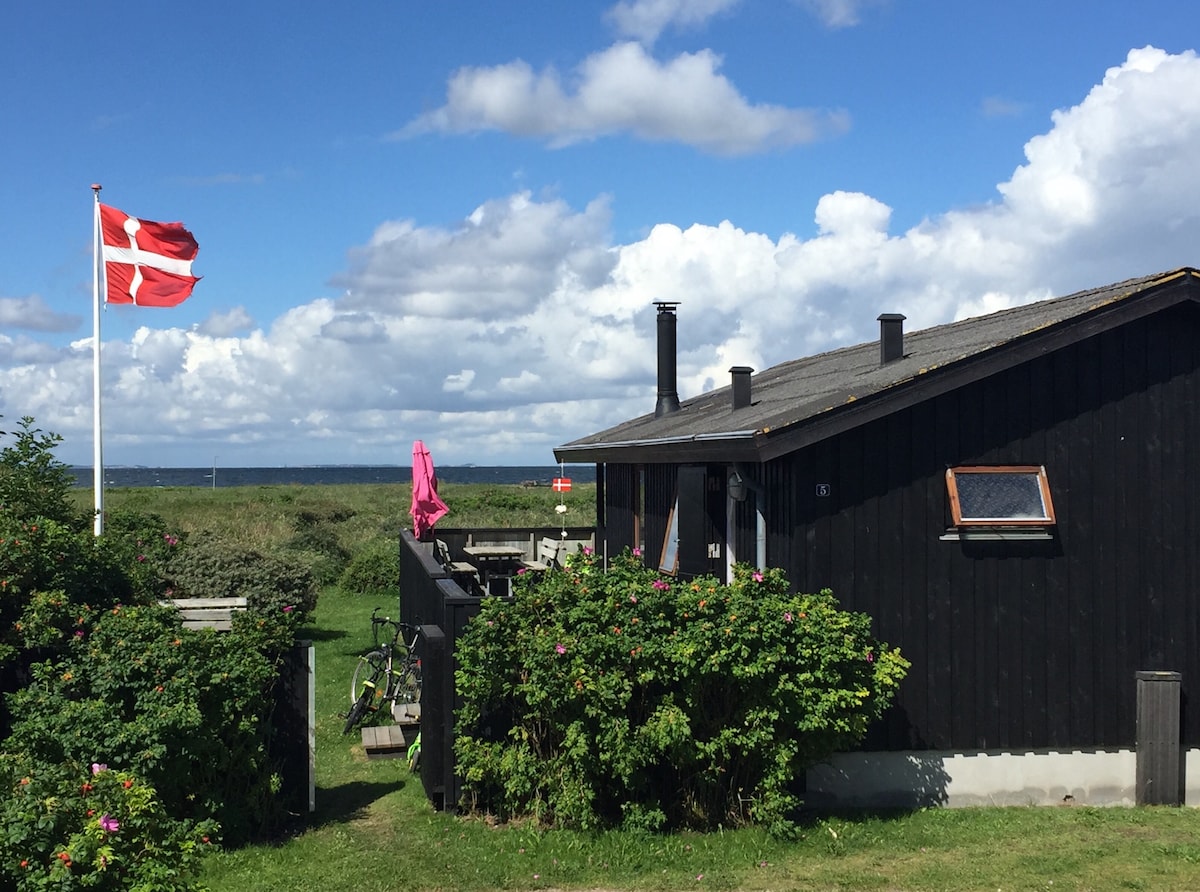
[945, 466, 1056, 526]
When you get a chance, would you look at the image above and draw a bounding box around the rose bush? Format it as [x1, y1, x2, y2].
[455, 547, 908, 835]
[0, 755, 215, 891]
[6, 602, 298, 847]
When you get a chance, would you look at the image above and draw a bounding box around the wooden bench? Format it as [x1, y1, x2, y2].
[521, 536, 564, 572]
[159, 597, 248, 631]
[436, 539, 480, 584]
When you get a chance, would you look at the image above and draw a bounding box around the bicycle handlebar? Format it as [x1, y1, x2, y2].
[369, 607, 419, 647]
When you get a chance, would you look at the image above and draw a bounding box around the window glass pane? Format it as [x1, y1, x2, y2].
[954, 472, 1047, 520]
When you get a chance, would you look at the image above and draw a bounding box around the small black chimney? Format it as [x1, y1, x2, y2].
[654, 301, 681, 417]
[878, 313, 906, 365]
[730, 366, 753, 410]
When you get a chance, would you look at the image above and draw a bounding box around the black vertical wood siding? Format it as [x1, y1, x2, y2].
[645, 464, 677, 569]
[602, 463, 640, 558]
[598, 303, 1200, 752]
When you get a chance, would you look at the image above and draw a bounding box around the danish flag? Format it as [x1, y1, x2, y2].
[552, 477, 572, 492]
[100, 203, 200, 306]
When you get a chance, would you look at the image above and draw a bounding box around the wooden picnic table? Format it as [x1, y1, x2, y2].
[462, 545, 524, 595]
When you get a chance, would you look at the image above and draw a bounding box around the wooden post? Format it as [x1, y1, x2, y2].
[417, 624, 447, 809]
[1136, 670, 1182, 805]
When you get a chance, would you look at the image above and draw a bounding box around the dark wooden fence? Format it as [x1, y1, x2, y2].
[399, 527, 594, 810]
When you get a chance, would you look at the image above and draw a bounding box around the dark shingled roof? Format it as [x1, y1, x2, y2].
[555, 268, 1200, 465]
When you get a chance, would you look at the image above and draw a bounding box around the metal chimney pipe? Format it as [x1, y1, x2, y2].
[878, 313, 906, 365]
[654, 301, 681, 417]
[730, 366, 753, 410]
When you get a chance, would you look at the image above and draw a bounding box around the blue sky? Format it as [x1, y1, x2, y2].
[4, 0, 1200, 467]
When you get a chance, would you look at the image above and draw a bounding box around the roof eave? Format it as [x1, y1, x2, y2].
[554, 430, 763, 464]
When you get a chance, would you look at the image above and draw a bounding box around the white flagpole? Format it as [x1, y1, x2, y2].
[92, 184, 105, 537]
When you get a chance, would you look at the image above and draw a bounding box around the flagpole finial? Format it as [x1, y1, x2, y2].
[91, 184, 102, 194]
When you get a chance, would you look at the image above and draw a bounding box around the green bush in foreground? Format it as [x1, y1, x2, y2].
[0, 417, 79, 528]
[0, 756, 213, 891]
[0, 424, 177, 678]
[455, 548, 909, 835]
[6, 603, 298, 847]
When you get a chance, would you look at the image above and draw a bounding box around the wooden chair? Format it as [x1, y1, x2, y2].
[436, 539, 480, 587]
[521, 537, 564, 572]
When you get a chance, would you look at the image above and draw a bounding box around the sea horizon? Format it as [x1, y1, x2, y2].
[69, 464, 595, 489]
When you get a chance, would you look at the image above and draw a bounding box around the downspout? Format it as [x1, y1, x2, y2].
[732, 462, 767, 570]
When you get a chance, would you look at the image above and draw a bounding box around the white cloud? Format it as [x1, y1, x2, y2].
[0, 294, 81, 333]
[6, 47, 1200, 466]
[795, 0, 876, 28]
[606, 0, 741, 44]
[321, 313, 387, 344]
[398, 41, 849, 155]
[197, 306, 255, 337]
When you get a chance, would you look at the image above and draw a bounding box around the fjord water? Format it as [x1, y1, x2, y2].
[70, 466, 595, 489]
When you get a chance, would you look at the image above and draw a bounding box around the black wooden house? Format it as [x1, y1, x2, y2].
[555, 268, 1200, 807]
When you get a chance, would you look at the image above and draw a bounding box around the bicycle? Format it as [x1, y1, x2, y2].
[342, 608, 422, 735]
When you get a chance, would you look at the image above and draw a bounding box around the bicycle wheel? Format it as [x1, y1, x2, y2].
[392, 653, 422, 705]
[344, 650, 387, 734]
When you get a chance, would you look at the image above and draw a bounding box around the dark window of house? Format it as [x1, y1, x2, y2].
[659, 496, 679, 575]
[946, 466, 1056, 526]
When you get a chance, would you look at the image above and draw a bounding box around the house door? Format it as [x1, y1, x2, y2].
[675, 464, 727, 580]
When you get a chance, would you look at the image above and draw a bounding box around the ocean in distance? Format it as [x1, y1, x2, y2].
[70, 465, 596, 489]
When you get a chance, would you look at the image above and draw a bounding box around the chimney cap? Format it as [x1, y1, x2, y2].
[877, 313, 906, 322]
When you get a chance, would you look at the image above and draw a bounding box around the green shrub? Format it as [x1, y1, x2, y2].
[5, 603, 297, 846]
[454, 548, 909, 835]
[0, 416, 82, 528]
[0, 755, 214, 891]
[338, 538, 397, 594]
[0, 515, 163, 673]
[293, 502, 356, 526]
[165, 532, 318, 621]
[285, 522, 350, 586]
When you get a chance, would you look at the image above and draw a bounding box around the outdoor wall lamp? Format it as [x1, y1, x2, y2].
[728, 471, 748, 502]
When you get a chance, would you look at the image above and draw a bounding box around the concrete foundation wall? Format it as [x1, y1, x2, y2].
[805, 748, 1200, 808]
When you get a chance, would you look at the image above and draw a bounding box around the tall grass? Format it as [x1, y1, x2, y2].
[73, 482, 597, 554]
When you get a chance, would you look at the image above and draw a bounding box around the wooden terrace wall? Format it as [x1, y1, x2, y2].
[397, 526, 598, 810]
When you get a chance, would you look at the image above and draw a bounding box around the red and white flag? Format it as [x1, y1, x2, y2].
[100, 203, 200, 306]
[552, 477, 572, 492]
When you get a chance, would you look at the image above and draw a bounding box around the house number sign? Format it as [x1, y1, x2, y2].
[816, 483, 831, 497]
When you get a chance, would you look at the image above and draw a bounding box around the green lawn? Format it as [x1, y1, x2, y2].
[200, 587, 1200, 892]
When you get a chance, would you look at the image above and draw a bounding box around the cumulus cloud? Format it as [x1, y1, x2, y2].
[0, 294, 81, 333]
[197, 306, 255, 337]
[606, 0, 741, 44]
[6, 47, 1200, 466]
[397, 41, 849, 155]
[321, 313, 387, 344]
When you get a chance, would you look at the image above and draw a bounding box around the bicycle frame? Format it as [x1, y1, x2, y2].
[343, 608, 423, 734]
